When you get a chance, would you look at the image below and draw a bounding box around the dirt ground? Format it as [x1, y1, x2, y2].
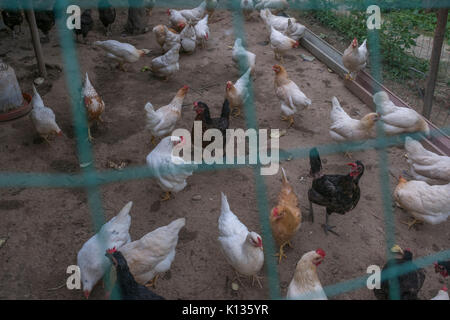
[0, 7, 448, 300]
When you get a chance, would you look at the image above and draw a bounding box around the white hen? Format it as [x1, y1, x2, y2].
[77, 201, 133, 299]
[373, 91, 430, 137]
[431, 287, 449, 300]
[232, 38, 256, 75]
[118, 218, 186, 286]
[255, 0, 288, 12]
[225, 67, 252, 117]
[94, 40, 150, 71]
[29, 85, 62, 142]
[218, 192, 264, 287]
[342, 38, 368, 80]
[146, 136, 197, 201]
[404, 137, 450, 184]
[270, 26, 299, 63]
[180, 24, 197, 53]
[394, 177, 450, 228]
[150, 43, 181, 80]
[194, 14, 209, 48]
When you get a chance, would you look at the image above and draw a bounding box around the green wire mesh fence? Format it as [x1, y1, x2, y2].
[0, 0, 449, 300]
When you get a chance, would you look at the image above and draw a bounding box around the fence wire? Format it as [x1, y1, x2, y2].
[0, 0, 449, 300]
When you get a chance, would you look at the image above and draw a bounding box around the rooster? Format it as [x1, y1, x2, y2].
[144, 85, 188, 145]
[218, 193, 264, 287]
[273, 64, 311, 128]
[192, 99, 230, 150]
[150, 43, 181, 80]
[308, 148, 364, 236]
[393, 176, 450, 229]
[77, 201, 133, 299]
[374, 245, 425, 300]
[105, 248, 165, 300]
[146, 136, 196, 201]
[286, 249, 327, 300]
[83, 73, 105, 142]
[194, 14, 209, 48]
[342, 38, 368, 80]
[152, 25, 181, 54]
[117, 218, 185, 287]
[373, 91, 430, 137]
[431, 287, 449, 300]
[270, 168, 302, 263]
[232, 38, 256, 75]
[270, 26, 299, 63]
[180, 24, 197, 54]
[94, 40, 150, 72]
[29, 85, 63, 144]
[225, 67, 252, 117]
[404, 137, 450, 185]
[329, 96, 379, 158]
[98, 0, 116, 36]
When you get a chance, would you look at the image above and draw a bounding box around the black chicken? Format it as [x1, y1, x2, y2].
[192, 99, 230, 150]
[307, 147, 364, 236]
[24, 5, 55, 44]
[434, 260, 449, 278]
[1, 7, 23, 38]
[105, 248, 165, 300]
[74, 9, 93, 43]
[98, 0, 116, 36]
[374, 248, 425, 300]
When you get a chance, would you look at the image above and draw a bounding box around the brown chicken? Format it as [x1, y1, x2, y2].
[83, 73, 105, 141]
[270, 167, 302, 263]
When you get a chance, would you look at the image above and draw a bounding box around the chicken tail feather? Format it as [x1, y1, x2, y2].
[309, 147, 322, 177]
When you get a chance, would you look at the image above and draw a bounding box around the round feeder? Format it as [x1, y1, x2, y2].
[0, 93, 32, 122]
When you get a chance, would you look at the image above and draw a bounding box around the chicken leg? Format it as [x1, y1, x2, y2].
[274, 241, 291, 264]
[251, 275, 263, 288]
[307, 201, 314, 223]
[322, 213, 339, 236]
[281, 115, 294, 128]
[160, 191, 172, 201]
[232, 107, 241, 117]
[151, 136, 157, 145]
[145, 274, 159, 288]
[401, 218, 423, 229]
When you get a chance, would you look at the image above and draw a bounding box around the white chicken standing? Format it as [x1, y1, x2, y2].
[394, 176, 450, 228]
[168, 1, 206, 29]
[118, 218, 186, 287]
[329, 96, 379, 156]
[180, 24, 197, 54]
[342, 38, 368, 80]
[194, 14, 209, 48]
[94, 40, 150, 71]
[225, 67, 252, 117]
[232, 38, 256, 75]
[270, 26, 299, 63]
[29, 85, 62, 143]
[373, 91, 430, 137]
[144, 85, 189, 145]
[77, 201, 133, 299]
[404, 137, 450, 185]
[218, 192, 264, 287]
[431, 287, 449, 300]
[255, 0, 289, 13]
[146, 136, 197, 201]
[152, 25, 181, 53]
[150, 43, 181, 80]
[286, 249, 327, 300]
[260, 9, 305, 40]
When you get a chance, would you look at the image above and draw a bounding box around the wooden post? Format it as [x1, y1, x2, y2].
[422, 8, 448, 120]
[24, 4, 47, 78]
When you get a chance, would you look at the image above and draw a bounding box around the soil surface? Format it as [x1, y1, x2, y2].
[0, 7, 448, 300]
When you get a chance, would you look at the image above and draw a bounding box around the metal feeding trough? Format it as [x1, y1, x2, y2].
[0, 61, 32, 122]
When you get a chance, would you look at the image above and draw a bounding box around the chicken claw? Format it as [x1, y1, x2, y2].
[88, 127, 94, 142]
[401, 218, 423, 230]
[322, 223, 339, 236]
[160, 191, 172, 201]
[344, 152, 353, 159]
[151, 136, 157, 145]
[252, 275, 263, 288]
[232, 107, 241, 117]
[308, 201, 314, 223]
[145, 275, 159, 288]
[274, 243, 288, 264]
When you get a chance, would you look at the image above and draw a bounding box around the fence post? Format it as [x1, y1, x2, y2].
[24, 2, 47, 78]
[422, 8, 448, 120]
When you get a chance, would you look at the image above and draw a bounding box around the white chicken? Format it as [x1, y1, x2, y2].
[225, 67, 252, 117]
[206, 0, 218, 20]
[150, 43, 181, 80]
[431, 287, 449, 300]
[180, 24, 197, 54]
[241, 0, 254, 20]
[83, 73, 105, 142]
[342, 38, 368, 80]
[373, 91, 430, 137]
[329, 96, 379, 148]
[286, 249, 327, 300]
[118, 218, 186, 287]
[194, 14, 209, 48]
[232, 38, 256, 75]
[152, 25, 181, 53]
[270, 26, 299, 63]
[285, 18, 306, 41]
[146, 136, 196, 201]
[218, 192, 264, 287]
[94, 40, 150, 71]
[29, 85, 62, 143]
[273, 64, 311, 127]
[168, 1, 206, 29]
[77, 201, 133, 299]
[404, 137, 450, 184]
[255, 0, 289, 13]
[394, 176, 450, 228]
[167, 9, 187, 32]
[144, 85, 189, 145]
[260, 8, 304, 40]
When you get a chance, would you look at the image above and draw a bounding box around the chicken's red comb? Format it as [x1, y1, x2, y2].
[257, 237, 263, 247]
[180, 136, 184, 142]
[273, 207, 279, 216]
[166, 9, 171, 15]
[106, 247, 116, 254]
[442, 286, 448, 292]
[316, 248, 326, 258]
[193, 101, 198, 107]
[347, 162, 357, 167]
[183, 85, 189, 90]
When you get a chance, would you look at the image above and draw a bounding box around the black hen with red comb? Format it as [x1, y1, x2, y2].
[434, 260, 450, 278]
[307, 147, 364, 236]
[105, 249, 165, 300]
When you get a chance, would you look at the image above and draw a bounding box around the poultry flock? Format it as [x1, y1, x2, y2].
[1, 0, 449, 301]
